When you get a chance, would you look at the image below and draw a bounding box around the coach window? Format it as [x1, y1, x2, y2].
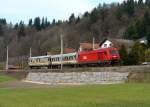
[65, 57, 67, 60]
[69, 56, 71, 60]
[71, 56, 74, 60]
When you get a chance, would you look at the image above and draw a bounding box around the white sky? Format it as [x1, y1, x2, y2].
[0, 0, 124, 24]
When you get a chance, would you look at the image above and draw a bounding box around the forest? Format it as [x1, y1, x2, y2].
[0, 0, 150, 65]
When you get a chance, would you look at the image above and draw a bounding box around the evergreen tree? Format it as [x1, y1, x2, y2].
[17, 21, 26, 39]
[127, 42, 145, 65]
[33, 17, 41, 31]
[90, 8, 99, 23]
[99, 8, 108, 21]
[123, 0, 135, 16]
[44, 17, 50, 27]
[76, 16, 80, 24]
[52, 19, 56, 26]
[145, 49, 150, 62]
[0, 18, 6, 25]
[119, 45, 128, 65]
[138, 0, 144, 5]
[14, 23, 19, 29]
[146, 0, 150, 6]
[0, 24, 4, 36]
[28, 19, 32, 27]
[83, 11, 89, 17]
[41, 17, 45, 29]
[124, 24, 137, 39]
[147, 32, 150, 47]
[115, 5, 123, 20]
[69, 13, 75, 24]
[56, 20, 62, 25]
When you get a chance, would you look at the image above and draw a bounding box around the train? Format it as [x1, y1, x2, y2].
[28, 47, 120, 69]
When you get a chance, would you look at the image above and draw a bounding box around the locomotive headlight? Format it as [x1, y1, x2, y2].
[112, 55, 118, 59]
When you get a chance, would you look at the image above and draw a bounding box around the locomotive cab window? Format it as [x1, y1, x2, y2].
[110, 50, 118, 55]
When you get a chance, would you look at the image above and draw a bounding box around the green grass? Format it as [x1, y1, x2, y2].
[0, 84, 150, 107]
[0, 75, 17, 83]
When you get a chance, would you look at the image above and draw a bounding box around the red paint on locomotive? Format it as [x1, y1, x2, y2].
[78, 47, 120, 64]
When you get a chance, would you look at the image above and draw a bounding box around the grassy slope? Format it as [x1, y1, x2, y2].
[0, 75, 17, 83]
[0, 84, 150, 107]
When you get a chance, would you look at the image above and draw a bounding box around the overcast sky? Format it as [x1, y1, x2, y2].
[0, 0, 124, 24]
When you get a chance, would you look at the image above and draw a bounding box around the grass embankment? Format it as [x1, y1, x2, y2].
[128, 72, 150, 83]
[0, 75, 17, 83]
[0, 84, 150, 107]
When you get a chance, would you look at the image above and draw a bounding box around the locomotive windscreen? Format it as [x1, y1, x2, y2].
[110, 50, 119, 55]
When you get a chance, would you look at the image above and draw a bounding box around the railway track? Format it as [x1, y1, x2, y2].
[0, 65, 150, 73]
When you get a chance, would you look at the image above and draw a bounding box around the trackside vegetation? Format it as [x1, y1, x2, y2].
[0, 84, 150, 107]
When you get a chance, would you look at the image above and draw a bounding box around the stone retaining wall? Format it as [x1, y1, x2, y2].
[25, 72, 129, 85]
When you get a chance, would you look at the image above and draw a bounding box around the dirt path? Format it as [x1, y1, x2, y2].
[0, 81, 52, 89]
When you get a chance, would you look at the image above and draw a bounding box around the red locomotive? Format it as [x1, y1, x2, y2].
[78, 47, 120, 65]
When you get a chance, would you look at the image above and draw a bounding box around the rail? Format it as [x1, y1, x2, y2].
[0, 65, 150, 73]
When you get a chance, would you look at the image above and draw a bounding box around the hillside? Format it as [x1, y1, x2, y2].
[0, 0, 150, 62]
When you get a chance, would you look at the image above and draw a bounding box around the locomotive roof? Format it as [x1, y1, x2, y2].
[79, 47, 118, 54]
[30, 55, 51, 59]
[51, 52, 77, 58]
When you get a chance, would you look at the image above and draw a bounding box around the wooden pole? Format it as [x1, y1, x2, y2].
[93, 37, 95, 50]
[6, 46, 8, 71]
[30, 47, 32, 58]
[60, 34, 63, 70]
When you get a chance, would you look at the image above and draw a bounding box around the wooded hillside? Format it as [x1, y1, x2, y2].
[0, 0, 150, 61]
